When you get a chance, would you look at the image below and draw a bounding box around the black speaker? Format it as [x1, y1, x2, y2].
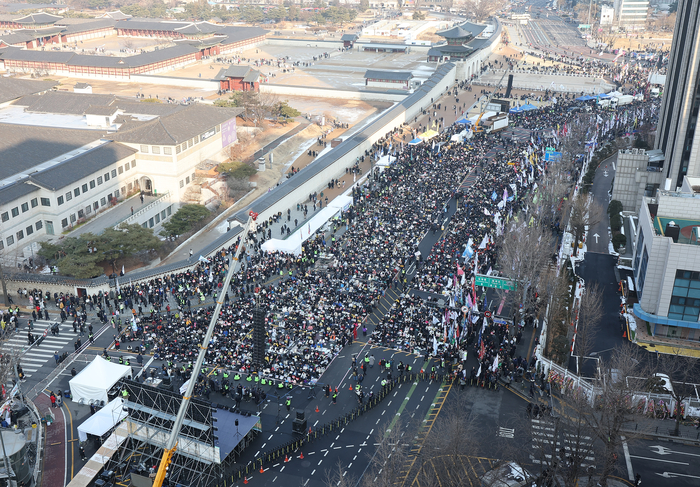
[505, 74, 514, 98]
[292, 418, 307, 434]
[296, 410, 305, 421]
[252, 308, 265, 365]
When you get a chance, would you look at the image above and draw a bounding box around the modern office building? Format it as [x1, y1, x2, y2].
[633, 177, 700, 341]
[655, 0, 700, 190]
[612, 0, 700, 212]
[600, 5, 615, 26]
[614, 0, 650, 29]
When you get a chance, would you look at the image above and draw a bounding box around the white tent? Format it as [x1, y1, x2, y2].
[69, 356, 132, 404]
[77, 397, 128, 442]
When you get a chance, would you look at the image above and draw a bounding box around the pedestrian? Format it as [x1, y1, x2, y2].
[285, 397, 291, 411]
[79, 446, 86, 461]
[50, 393, 57, 408]
[332, 391, 337, 404]
[54, 351, 59, 364]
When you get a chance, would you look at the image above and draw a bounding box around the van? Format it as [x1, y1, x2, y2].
[481, 462, 535, 487]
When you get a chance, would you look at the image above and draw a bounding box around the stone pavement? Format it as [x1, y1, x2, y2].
[66, 193, 158, 237]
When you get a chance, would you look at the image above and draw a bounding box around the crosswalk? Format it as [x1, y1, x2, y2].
[530, 418, 595, 468]
[1, 320, 78, 378]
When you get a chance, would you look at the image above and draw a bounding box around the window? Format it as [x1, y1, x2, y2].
[26, 225, 33, 236]
[100, 197, 107, 206]
[31, 198, 38, 208]
[35, 221, 42, 231]
[140, 145, 149, 153]
[167, 206, 172, 216]
[16, 230, 23, 240]
[669, 270, 700, 322]
[97, 176, 103, 185]
[11, 207, 19, 217]
[179, 180, 184, 188]
[65, 192, 72, 202]
[41, 197, 50, 207]
[85, 205, 91, 215]
[127, 182, 133, 192]
[188, 139, 193, 148]
[93, 202, 99, 211]
[176, 145, 182, 154]
[192, 172, 196, 182]
[111, 169, 117, 178]
[90, 180, 96, 189]
[164, 147, 172, 155]
[0, 212, 7, 222]
[57, 196, 64, 206]
[114, 189, 120, 198]
[131, 160, 136, 168]
[161, 210, 166, 219]
[186, 176, 190, 184]
[82, 183, 88, 193]
[70, 214, 76, 223]
[6, 236, 13, 246]
[121, 186, 126, 196]
[125, 162, 130, 170]
[61, 218, 68, 228]
[104, 172, 110, 182]
[152, 146, 161, 154]
[637, 247, 649, 297]
[118, 166, 124, 175]
[21, 202, 28, 213]
[149, 217, 154, 228]
[74, 188, 80, 197]
[0, 241, 3, 250]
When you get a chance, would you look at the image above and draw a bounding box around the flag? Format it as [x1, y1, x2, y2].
[121, 264, 125, 275]
[198, 255, 208, 263]
[478, 340, 485, 360]
[457, 264, 464, 276]
[491, 353, 499, 372]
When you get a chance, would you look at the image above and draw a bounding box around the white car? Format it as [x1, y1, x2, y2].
[481, 462, 536, 487]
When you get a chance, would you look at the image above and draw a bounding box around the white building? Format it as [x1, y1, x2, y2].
[614, 0, 649, 29]
[0, 91, 241, 262]
[600, 5, 615, 26]
[633, 177, 700, 341]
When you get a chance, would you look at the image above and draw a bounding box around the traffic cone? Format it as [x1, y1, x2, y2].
[244, 477, 248, 484]
[260, 466, 264, 474]
[309, 427, 312, 435]
[315, 405, 319, 412]
[299, 452, 304, 459]
[348, 384, 353, 391]
[623, 329, 627, 338]
[284, 455, 290, 463]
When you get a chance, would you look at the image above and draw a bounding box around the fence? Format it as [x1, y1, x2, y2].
[215, 371, 467, 486]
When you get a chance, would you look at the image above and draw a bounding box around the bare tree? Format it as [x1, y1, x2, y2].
[650, 349, 700, 437]
[462, 0, 507, 22]
[566, 196, 604, 257]
[574, 282, 604, 366]
[496, 221, 555, 318]
[324, 460, 355, 487]
[362, 420, 412, 487]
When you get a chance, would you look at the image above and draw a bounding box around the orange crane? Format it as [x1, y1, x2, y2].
[152, 214, 255, 487]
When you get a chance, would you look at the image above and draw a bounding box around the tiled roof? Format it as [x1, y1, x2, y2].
[364, 70, 412, 81]
[0, 77, 56, 104]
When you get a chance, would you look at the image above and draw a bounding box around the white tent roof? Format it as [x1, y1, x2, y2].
[69, 356, 132, 405]
[77, 397, 128, 442]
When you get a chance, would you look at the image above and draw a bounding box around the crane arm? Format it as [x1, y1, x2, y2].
[152, 214, 255, 487]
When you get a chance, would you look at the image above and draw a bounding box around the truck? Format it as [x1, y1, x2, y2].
[481, 113, 509, 133]
[612, 94, 634, 107]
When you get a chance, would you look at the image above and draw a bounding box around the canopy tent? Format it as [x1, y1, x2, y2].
[575, 94, 596, 101]
[509, 106, 522, 113]
[408, 138, 422, 145]
[419, 129, 439, 140]
[262, 205, 341, 256]
[519, 103, 539, 111]
[69, 356, 132, 404]
[77, 397, 127, 442]
[329, 194, 353, 212]
[454, 117, 471, 125]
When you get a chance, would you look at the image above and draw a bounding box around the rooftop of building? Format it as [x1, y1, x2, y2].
[0, 77, 57, 105]
[364, 69, 413, 81]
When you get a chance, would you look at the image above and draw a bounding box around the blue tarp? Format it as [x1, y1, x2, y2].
[509, 106, 523, 113]
[455, 117, 471, 125]
[598, 93, 613, 99]
[575, 95, 596, 101]
[519, 103, 539, 111]
[408, 138, 422, 145]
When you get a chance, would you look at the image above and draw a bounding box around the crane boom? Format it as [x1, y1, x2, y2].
[152, 215, 255, 487]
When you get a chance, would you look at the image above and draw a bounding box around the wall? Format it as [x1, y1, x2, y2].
[259, 84, 408, 102]
[612, 150, 665, 212]
[265, 38, 344, 49]
[129, 74, 219, 90]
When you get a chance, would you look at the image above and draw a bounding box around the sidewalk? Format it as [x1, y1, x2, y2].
[634, 324, 700, 358]
[35, 392, 66, 487]
[67, 194, 158, 237]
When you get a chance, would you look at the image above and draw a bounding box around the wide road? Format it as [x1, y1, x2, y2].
[627, 439, 700, 486]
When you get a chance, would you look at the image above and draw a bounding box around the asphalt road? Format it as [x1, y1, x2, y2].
[587, 155, 617, 254]
[627, 439, 700, 486]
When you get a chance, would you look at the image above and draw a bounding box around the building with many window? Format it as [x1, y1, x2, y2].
[0, 89, 241, 262]
[633, 177, 700, 341]
[614, 0, 649, 29]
